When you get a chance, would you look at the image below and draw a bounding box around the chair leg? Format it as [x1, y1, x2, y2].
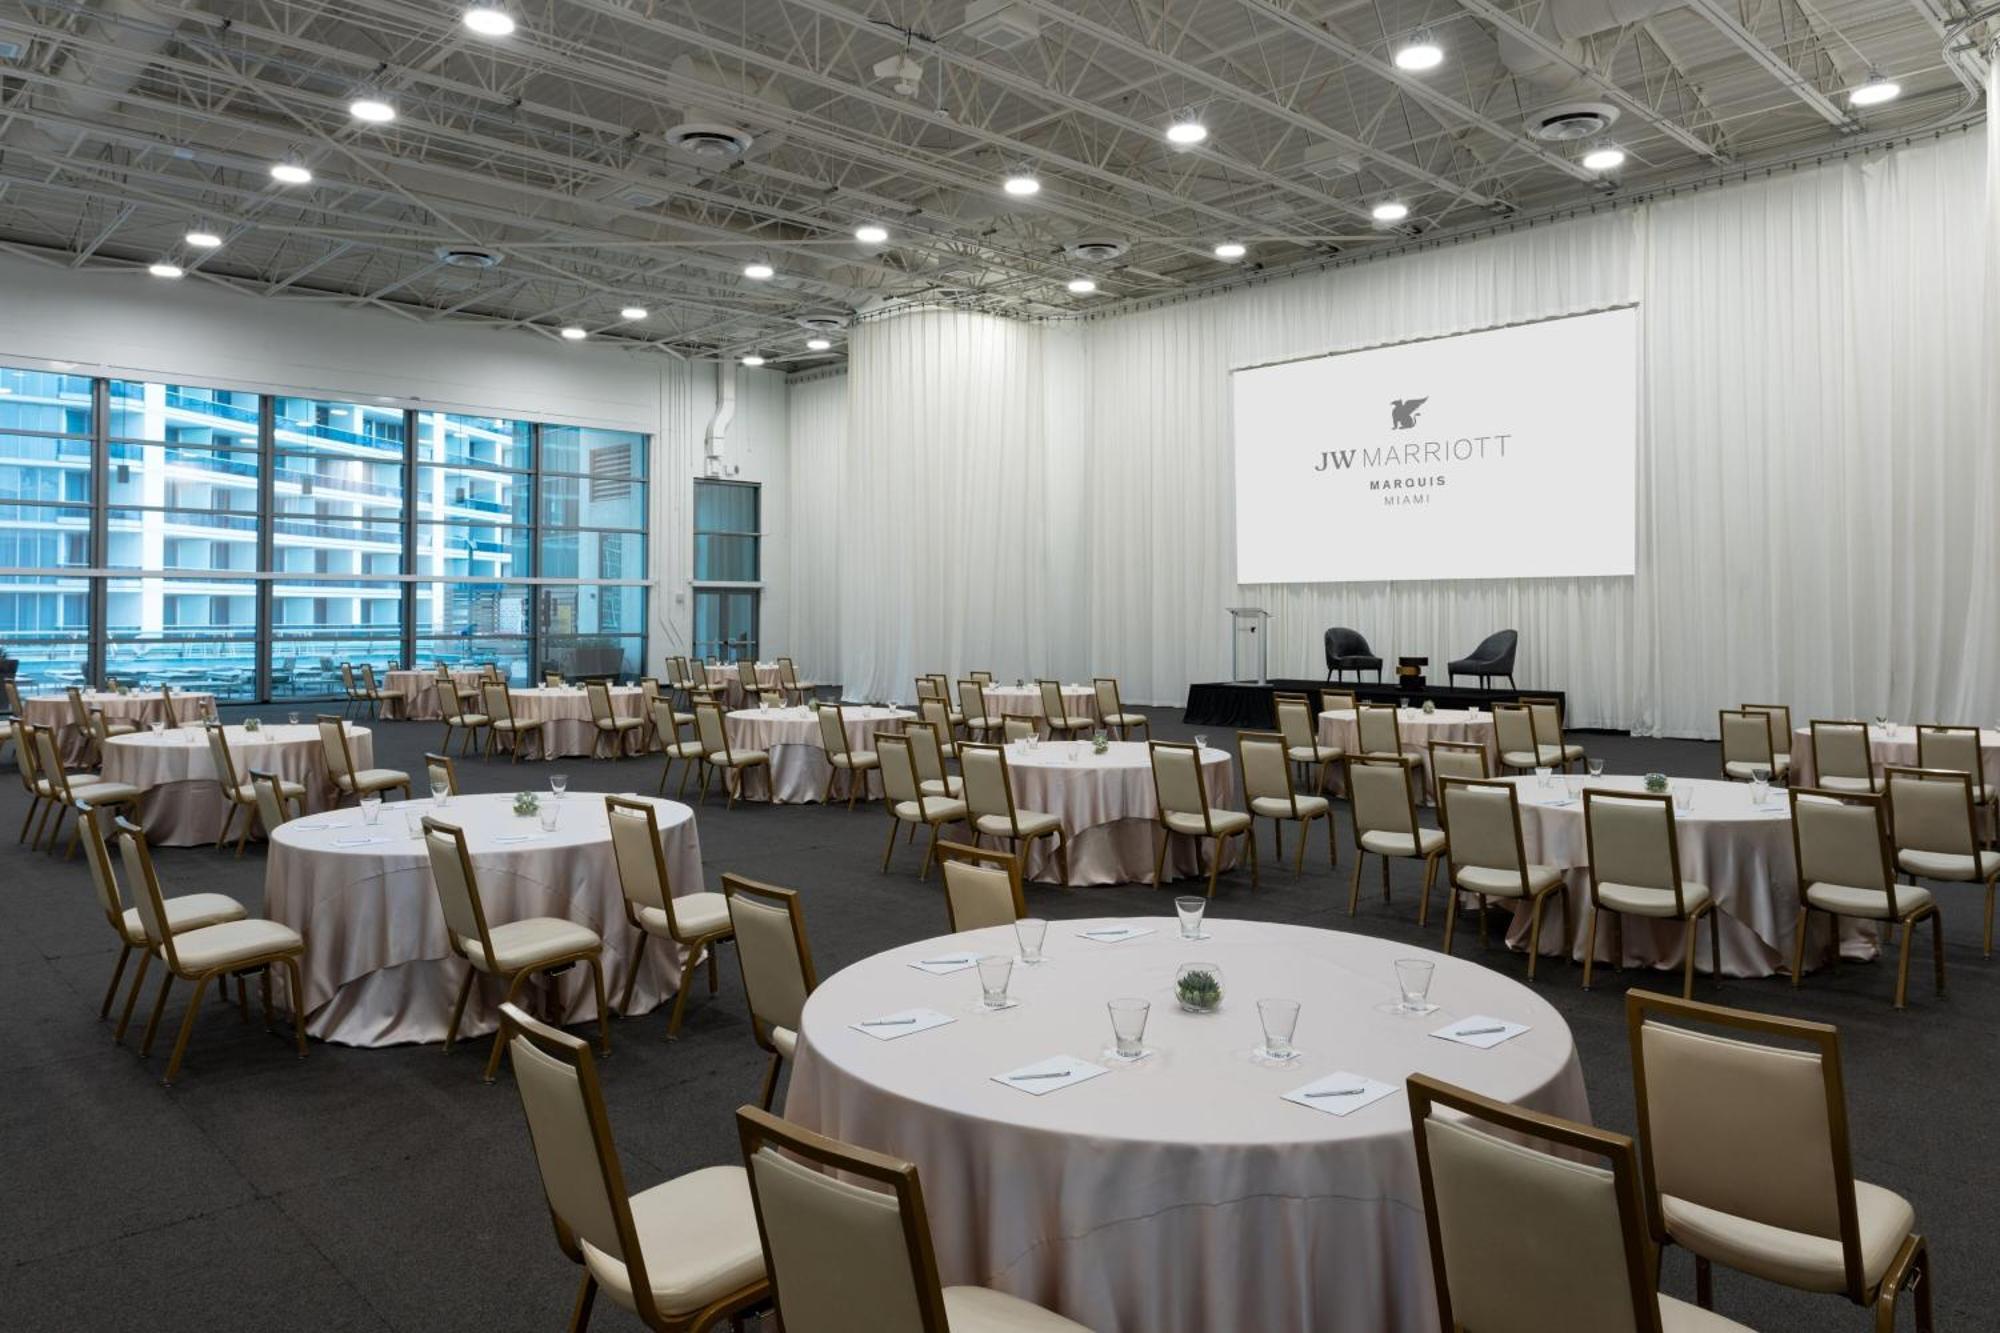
[161, 973, 214, 1085]
[1931, 909, 1946, 996]
[139, 970, 175, 1056]
[100, 944, 134, 1019]
[1293, 817, 1309, 876]
[235, 803, 254, 858]
[1525, 891, 1548, 980]
[215, 802, 237, 850]
[568, 1272, 599, 1333]
[759, 1052, 784, 1110]
[1582, 906, 1601, 990]
[115, 951, 152, 1043]
[1204, 835, 1221, 899]
[442, 966, 476, 1053]
[920, 823, 941, 879]
[1708, 902, 1722, 985]
[1893, 915, 1916, 1010]
[1695, 1255, 1714, 1308]
[18, 794, 42, 843]
[1790, 906, 1810, 987]
[482, 971, 533, 1083]
[1681, 916, 1701, 999]
[617, 931, 651, 1015]
[881, 816, 901, 872]
[1152, 827, 1168, 887]
[1441, 879, 1460, 955]
[588, 954, 610, 1055]
[1418, 855, 1438, 926]
[1054, 829, 1070, 885]
[1244, 826, 1259, 889]
[665, 944, 702, 1038]
[1348, 852, 1366, 916]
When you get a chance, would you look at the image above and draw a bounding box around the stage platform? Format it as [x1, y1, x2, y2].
[1181, 678, 1566, 730]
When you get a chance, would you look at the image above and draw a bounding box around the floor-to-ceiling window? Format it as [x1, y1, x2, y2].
[0, 367, 93, 687]
[691, 479, 759, 662]
[414, 411, 535, 683]
[540, 426, 647, 678]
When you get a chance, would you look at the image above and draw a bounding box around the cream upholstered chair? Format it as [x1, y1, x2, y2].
[1809, 720, 1877, 794]
[78, 802, 245, 1043]
[1345, 755, 1446, 922]
[1743, 703, 1793, 762]
[1275, 693, 1343, 794]
[436, 660, 481, 707]
[1626, 990, 1932, 1329]
[1406, 1072, 1753, 1333]
[1000, 714, 1038, 743]
[1583, 790, 1719, 998]
[544, 669, 566, 688]
[1428, 738, 1489, 787]
[814, 702, 878, 809]
[422, 815, 609, 1083]
[498, 1003, 769, 1332]
[1093, 677, 1148, 740]
[636, 677, 665, 751]
[207, 722, 305, 856]
[160, 680, 192, 727]
[422, 751, 460, 797]
[960, 741, 1067, 880]
[1788, 789, 1942, 1008]
[957, 678, 1001, 741]
[736, 1107, 1089, 1333]
[695, 702, 770, 808]
[248, 769, 294, 843]
[878, 734, 968, 879]
[1437, 778, 1568, 977]
[36, 725, 143, 859]
[652, 698, 706, 798]
[1035, 679, 1092, 737]
[777, 657, 812, 706]
[316, 715, 410, 804]
[1239, 730, 1332, 877]
[15, 720, 53, 847]
[1522, 695, 1586, 770]
[114, 816, 307, 1085]
[605, 796, 734, 1035]
[69, 684, 134, 762]
[906, 720, 962, 799]
[1150, 739, 1254, 896]
[1885, 765, 1999, 957]
[588, 680, 646, 759]
[927, 673, 965, 729]
[437, 675, 490, 755]
[915, 698, 960, 762]
[338, 662, 363, 717]
[1354, 703, 1421, 778]
[967, 669, 994, 686]
[1494, 702, 1565, 774]
[360, 663, 398, 719]
[1318, 687, 1358, 720]
[1914, 725, 1994, 811]
[936, 840, 1026, 932]
[1719, 708, 1789, 784]
[724, 874, 818, 1110]
[482, 681, 547, 762]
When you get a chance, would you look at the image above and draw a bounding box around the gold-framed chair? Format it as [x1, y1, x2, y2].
[735, 1107, 1088, 1333]
[1000, 714, 1039, 743]
[113, 815, 307, 1085]
[206, 722, 306, 856]
[1093, 677, 1148, 740]
[724, 874, 818, 1110]
[877, 734, 968, 879]
[936, 840, 1026, 932]
[926, 673, 964, 729]
[776, 656, 812, 707]
[1035, 679, 1092, 737]
[1493, 702, 1566, 775]
[968, 670, 995, 687]
[588, 680, 646, 759]
[498, 1003, 769, 1333]
[248, 769, 295, 842]
[1345, 754, 1445, 922]
[1626, 989, 1933, 1329]
[35, 725, 143, 859]
[1318, 687, 1358, 720]
[1582, 789, 1719, 998]
[605, 796, 734, 1036]
[652, 698, 706, 798]
[316, 715, 410, 804]
[436, 660, 482, 709]
[812, 702, 878, 809]
[1743, 703, 1794, 766]
[15, 720, 55, 846]
[68, 685, 135, 763]
[1239, 730, 1332, 877]
[1274, 692, 1343, 794]
[915, 697, 959, 763]
[1788, 788, 1942, 1008]
[695, 701, 770, 808]
[422, 815, 609, 1083]
[482, 681, 547, 762]
[544, 670, 566, 688]
[436, 674, 491, 755]
[1406, 1072, 1752, 1333]
[1719, 708, 1789, 784]
[957, 678, 1001, 741]
[1428, 738, 1490, 787]
[359, 663, 397, 719]
[960, 741, 1068, 882]
[423, 751, 459, 797]
[906, 720, 962, 799]
[1354, 704, 1423, 786]
[1521, 695, 1586, 770]
[1884, 765, 1999, 957]
[1914, 724, 1995, 814]
[1150, 739, 1254, 896]
[1809, 720, 1878, 794]
[1437, 778, 1568, 977]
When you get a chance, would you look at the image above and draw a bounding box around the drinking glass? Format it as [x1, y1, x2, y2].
[1068, 741, 1080, 761]
[1750, 777, 1770, 807]
[288, 712, 301, 726]
[1106, 998, 1150, 1058]
[403, 809, 423, 839]
[1257, 998, 1301, 1060]
[1587, 758, 1604, 778]
[1014, 917, 1048, 964]
[1564, 774, 1581, 797]
[539, 805, 560, 833]
[1394, 958, 1435, 1013]
[1750, 765, 1770, 785]
[430, 779, 449, 807]
[359, 795, 382, 826]
[1535, 765, 1553, 788]
[1675, 785, 1695, 812]
[150, 720, 165, 735]
[1193, 734, 1209, 751]
[550, 773, 569, 800]
[1174, 895, 1207, 940]
[975, 955, 1014, 1009]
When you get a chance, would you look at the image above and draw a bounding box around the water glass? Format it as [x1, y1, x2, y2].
[1068, 741, 1080, 761]
[1587, 758, 1605, 778]
[1257, 998, 1301, 1060]
[975, 955, 1014, 1009]
[1564, 774, 1581, 797]
[1750, 777, 1770, 807]
[1675, 785, 1695, 812]
[1394, 958, 1435, 1013]
[403, 809, 423, 839]
[539, 804, 560, 833]
[550, 773, 569, 800]
[1106, 998, 1150, 1058]
[1750, 765, 1770, 785]
[1535, 765, 1553, 788]
[287, 712, 300, 726]
[1174, 895, 1207, 940]
[1014, 917, 1048, 964]
[359, 795, 382, 826]
[150, 720, 165, 735]
[1193, 734, 1209, 751]
[430, 779, 450, 807]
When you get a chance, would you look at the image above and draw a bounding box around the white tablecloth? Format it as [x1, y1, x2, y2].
[1788, 723, 2000, 792]
[1000, 739, 1238, 886]
[979, 685, 1098, 727]
[23, 690, 219, 763]
[786, 920, 1587, 1333]
[1501, 774, 1873, 976]
[383, 669, 487, 721]
[1319, 708, 1498, 801]
[101, 723, 374, 846]
[505, 685, 645, 759]
[722, 705, 913, 803]
[265, 791, 704, 1047]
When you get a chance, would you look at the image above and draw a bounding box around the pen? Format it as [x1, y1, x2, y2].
[1450, 1026, 1507, 1037]
[1305, 1087, 1368, 1098]
[861, 1017, 919, 1027]
[1009, 1070, 1072, 1081]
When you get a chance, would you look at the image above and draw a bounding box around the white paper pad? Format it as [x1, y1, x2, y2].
[1430, 1015, 1531, 1050]
[849, 1008, 956, 1041]
[992, 1055, 1109, 1096]
[1075, 925, 1153, 943]
[291, 821, 332, 832]
[1282, 1071, 1399, 1117]
[333, 835, 385, 847]
[494, 833, 544, 844]
[907, 952, 980, 976]
[1540, 796, 1578, 808]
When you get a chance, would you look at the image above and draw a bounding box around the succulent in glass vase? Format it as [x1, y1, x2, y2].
[1421, 699, 1437, 715]
[1644, 772, 1669, 793]
[1091, 729, 1110, 755]
[512, 791, 541, 817]
[243, 717, 262, 733]
[1174, 963, 1224, 1014]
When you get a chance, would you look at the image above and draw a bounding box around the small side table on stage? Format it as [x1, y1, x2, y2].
[1397, 655, 1429, 692]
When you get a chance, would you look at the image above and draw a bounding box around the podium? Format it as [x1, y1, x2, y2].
[1227, 607, 1270, 683]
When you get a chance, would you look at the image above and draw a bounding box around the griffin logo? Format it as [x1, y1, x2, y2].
[1389, 397, 1427, 430]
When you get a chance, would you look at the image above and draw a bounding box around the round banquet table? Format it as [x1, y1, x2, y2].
[1318, 707, 1497, 801]
[980, 684, 1097, 727]
[101, 723, 373, 846]
[1497, 774, 1875, 976]
[722, 705, 913, 803]
[1789, 723, 2000, 793]
[1000, 739, 1239, 886]
[383, 668, 487, 721]
[700, 662, 784, 708]
[785, 919, 1587, 1333]
[23, 689, 219, 763]
[264, 790, 704, 1046]
[505, 685, 645, 759]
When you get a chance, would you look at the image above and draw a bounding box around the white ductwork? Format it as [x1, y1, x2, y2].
[1498, 0, 1675, 92]
[1, 0, 179, 156]
[703, 361, 737, 477]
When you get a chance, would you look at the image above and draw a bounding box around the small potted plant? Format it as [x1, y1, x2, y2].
[1644, 772, 1669, 793]
[243, 716, 262, 734]
[1175, 963, 1224, 1014]
[512, 791, 541, 817]
[1091, 729, 1110, 755]
[1421, 699, 1437, 715]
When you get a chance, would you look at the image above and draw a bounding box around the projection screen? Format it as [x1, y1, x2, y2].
[1231, 306, 1638, 584]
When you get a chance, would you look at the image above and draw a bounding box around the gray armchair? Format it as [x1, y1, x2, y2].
[1323, 627, 1382, 682]
[1449, 629, 1518, 688]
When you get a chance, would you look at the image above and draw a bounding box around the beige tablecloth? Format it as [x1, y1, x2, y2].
[383, 669, 487, 721]
[786, 920, 1587, 1333]
[505, 685, 645, 759]
[23, 690, 219, 763]
[979, 685, 1097, 727]
[722, 705, 913, 803]
[1001, 739, 1239, 886]
[1319, 708, 1498, 801]
[101, 723, 374, 847]
[700, 662, 784, 708]
[1788, 723, 2000, 792]
[265, 791, 704, 1047]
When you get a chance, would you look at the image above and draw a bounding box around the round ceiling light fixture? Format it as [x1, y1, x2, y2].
[620, 306, 648, 320]
[1003, 170, 1041, 196]
[1393, 33, 1444, 71]
[1066, 277, 1097, 294]
[1371, 200, 1410, 222]
[349, 94, 396, 124]
[805, 338, 832, 352]
[184, 227, 223, 250]
[148, 261, 185, 279]
[743, 261, 775, 280]
[1848, 72, 1901, 107]
[1213, 241, 1247, 260]
[1581, 144, 1626, 172]
[854, 224, 889, 244]
[1165, 110, 1208, 145]
[462, 4, 515, 37]
[741, 354, 766, 367]
[269, 156, 313, 185]
[559, 325, 587, 341]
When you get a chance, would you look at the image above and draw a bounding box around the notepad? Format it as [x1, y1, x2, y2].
[849, 1008, 956, 1041]
[1430, 1016, 1530, 1050]
[992, 1055, 1109, 1096]
[1075, 925, 1153, 943]
[494, 833, 544, 844]
[333, 835, 384, 847]
[1281, 1072, 1398, 1117]
[907, 952, 980, 976]
[291, 821, 332, 832]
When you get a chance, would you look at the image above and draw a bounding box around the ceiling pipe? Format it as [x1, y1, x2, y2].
[703, 361, 737, 478]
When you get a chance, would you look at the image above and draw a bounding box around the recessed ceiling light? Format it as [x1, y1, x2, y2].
[1393, 35, 1444, 71]
[1066, 278, 1097, 294]
[462, 4, 515, 37]
[1213, 242, 1247, 260]
[269, 158, 312, 185]
[805, 338, 832, 352]
[1371, 201, 1410, 222]
[1581, 145, 1626, 172]
[741, 354, 766, 367]
[560, 325, 586, 341]
[184, 228, 223, 249]
[1003, 171, 1041, 196]
[1848, 72, 1901, 107]
[620, 306, 648, 320]
[1165, 112, 1208, 145]
[349, 95, 396, 124]
[854, 224, 889, 244]
[743, 262, 775, 280]
[148, 261, 184, 279]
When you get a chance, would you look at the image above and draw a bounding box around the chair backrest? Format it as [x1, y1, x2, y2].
[1521, 695, 1566, 741]
[1237, 731, 1294, 814]
[1408, 1073, 1664, 1333]
[651, 698, 694, 753]
[936, 841, 1025, 931]
[1000, 715, 1037, 743]
[695, 701, 731, 759]
[917, 697, 952, 739]
[1788, 789, 1898, 910]
[926, 674, 950, 703]
[1915, 725, 1983, 784]
[1438, 780, 1526, 879]
[586, 681, 617, 726]
[724, 875, 817, 1046]
[1347, 757, 1417, 842]
[1810, 720, 1874, 789]
[1274, 695, 1317, 754]
[1035, 679, 1065, 721]
[1742, 703, 1792, 748]
[956, 679, 988, 725]
[544, 670, 564, 687]
[162, 683, 185, 726]
[112, 816, 181, 971]
[66, 685, 90, 732]
[339, 662, 358, 696]
[15, 721, 42, 796]
[3, 677, 22, 716]
[815, 702, 851, 761]
[1319, 688, 1358, 717]
[75, 802, 130, 938]
[316, 715, 356, 782]
[877, 734, 924, 808]
[1324, 626, 1371, 660]
[1883, 765, 1977, 856]
[482, 662, 502, 683]
[905, 722, 951, 790]
[248, 769, 290, 834]
[666, 657, 690, 690]
[957, 742, 1015, 826]
[1148, 741, 1212, 833]
[89, 707, 113, 744]
[1493, 703, 1538, 759]
[1719, 709, 1776, 771]
[1625, 990, 1864, 1297]
[1356, 704, 1402, 756]
[204, 721, 239, 791]
[969, 670, 994, 686]
[604, 796, 680, 929]
[1429, 740, 1489, 784]
[639, 676, 661, 710]
[1584, 792, 1684, 910]
[34, 727, 76, 801]
[424, 752, 458, 795]
[1093, 677, 1124, 720]
[437, 673, 466, 725]
[421, 817, 495, 968]
[481, 680, 515, 724]
[1468, 628, 1519, 670]
[499, 1003, 664, 1325]
[361, 664, 382, 694]
[913, 676, 942, 702]
[778, 659, 800, 689]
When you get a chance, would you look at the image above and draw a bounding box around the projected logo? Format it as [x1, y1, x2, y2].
[1389, 397, 1427, 430]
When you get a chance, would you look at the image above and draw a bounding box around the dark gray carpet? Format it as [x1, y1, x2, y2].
[0, 707, 1985, 1331]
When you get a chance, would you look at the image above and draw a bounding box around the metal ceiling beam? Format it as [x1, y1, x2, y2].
[1679, 0, 1857, 128]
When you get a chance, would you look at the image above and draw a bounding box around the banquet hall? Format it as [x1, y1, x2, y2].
[1, 1, 1995, 1330]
